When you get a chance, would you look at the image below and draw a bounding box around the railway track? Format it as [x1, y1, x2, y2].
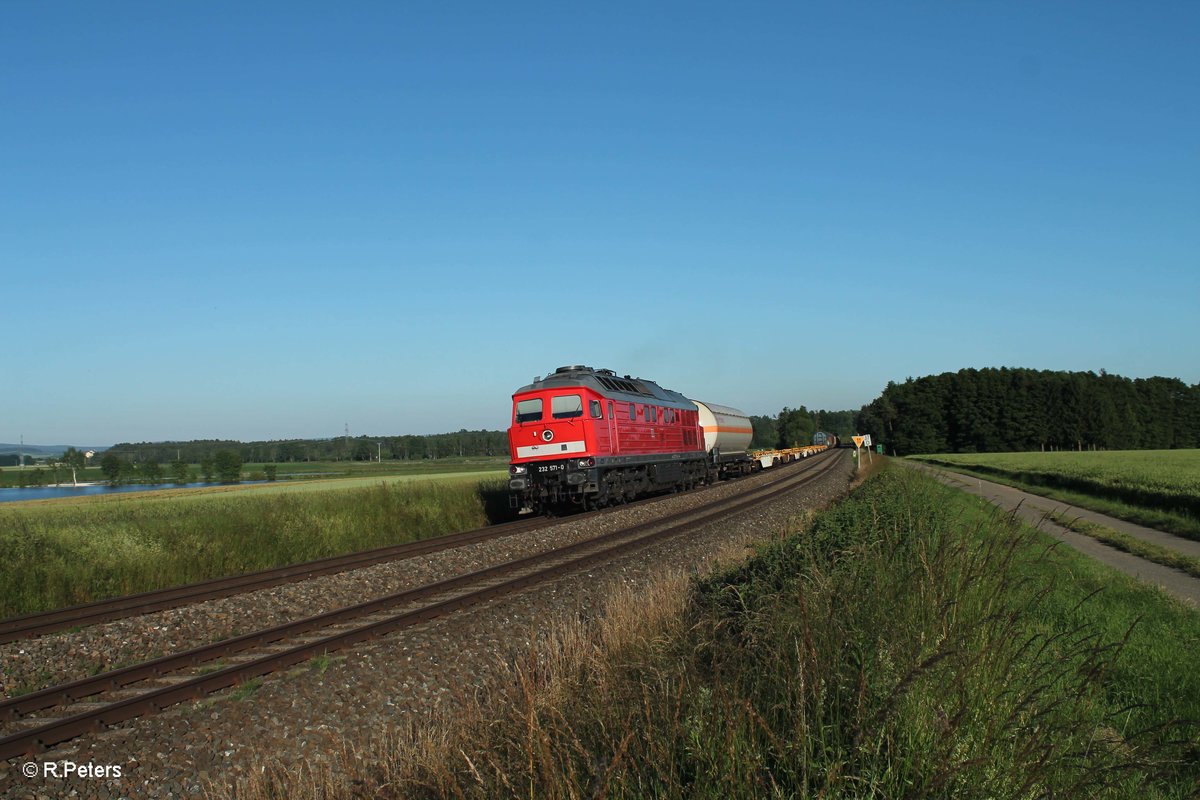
[0, 449, 844, 761]
[0, 457, 816, 644]
[0, 515, 551, 644]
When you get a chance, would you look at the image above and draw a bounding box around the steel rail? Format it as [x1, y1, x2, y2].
[0, 450, 844, 760]
[0, 515, 551, 644]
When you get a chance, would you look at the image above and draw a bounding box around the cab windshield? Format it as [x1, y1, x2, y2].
[515, 398, 543, 423]
[551, 394, 584, 419]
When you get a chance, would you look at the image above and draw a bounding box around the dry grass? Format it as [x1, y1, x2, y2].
[213, 517, 797, 800]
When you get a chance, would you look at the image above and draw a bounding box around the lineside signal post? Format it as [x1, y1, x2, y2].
[851, 434, 873, 471]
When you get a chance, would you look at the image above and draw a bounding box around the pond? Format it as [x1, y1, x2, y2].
[0, 481, 261, 504]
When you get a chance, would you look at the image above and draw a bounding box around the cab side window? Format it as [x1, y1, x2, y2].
[590, 400, 603, 419]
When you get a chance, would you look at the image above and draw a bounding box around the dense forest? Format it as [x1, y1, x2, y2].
[855, 368, 1200, 456]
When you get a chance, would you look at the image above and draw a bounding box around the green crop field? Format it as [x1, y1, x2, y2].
[0, 476, 510, 618]
[910, 449, 1200, 538]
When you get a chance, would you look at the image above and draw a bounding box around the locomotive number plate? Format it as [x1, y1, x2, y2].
[536, 463, 567, 473]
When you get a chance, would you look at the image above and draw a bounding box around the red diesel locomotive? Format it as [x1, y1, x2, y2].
[506, 365, 754, 513]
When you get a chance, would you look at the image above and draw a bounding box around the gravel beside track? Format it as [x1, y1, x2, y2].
[0, 451, 853, 799]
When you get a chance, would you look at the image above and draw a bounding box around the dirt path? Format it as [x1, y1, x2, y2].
[900, 459, 1200, 607]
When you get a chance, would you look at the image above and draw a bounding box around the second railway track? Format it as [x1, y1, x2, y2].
[0, 514, 554, 644]
[1, 449, 845, 761]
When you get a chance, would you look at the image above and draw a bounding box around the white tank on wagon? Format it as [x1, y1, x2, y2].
[691, 400, 753, 460]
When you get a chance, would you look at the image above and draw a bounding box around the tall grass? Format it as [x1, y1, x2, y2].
[226, 467, 1200, 799]
[0, 479, 503, 617]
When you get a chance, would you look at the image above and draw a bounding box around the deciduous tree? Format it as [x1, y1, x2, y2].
[100, 453, 123, 485]
[214, 450, 243, 483]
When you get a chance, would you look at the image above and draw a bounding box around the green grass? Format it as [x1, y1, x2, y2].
[910, 449, 1200, 538]
[230, 678, 263, 701]
[230, 470, 508, 495]
[1049, 510, 1200, 580]
[307, 653, 345, 676]
[255, 456, 509, 478]
[0, 478, 508, 617]
[423, 466, 1200, 798]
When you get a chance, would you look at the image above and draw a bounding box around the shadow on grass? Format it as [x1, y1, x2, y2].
[476, 479, 520, 525]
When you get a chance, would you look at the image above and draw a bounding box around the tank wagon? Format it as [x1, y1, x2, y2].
[506, 365, 819, 514]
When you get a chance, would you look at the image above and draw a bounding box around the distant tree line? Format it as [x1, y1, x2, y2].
[103, 429, 509, 466]
[101, 412, 861, 470]
[2, 448, 93, 487]
[98, 449, 246, 486]
[855, 368, 1200, 456]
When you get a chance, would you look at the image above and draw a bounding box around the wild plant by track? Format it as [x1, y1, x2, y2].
[0, 450, 844, 761]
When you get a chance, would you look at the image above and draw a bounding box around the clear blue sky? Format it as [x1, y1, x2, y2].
[2, 2, 1197, 445]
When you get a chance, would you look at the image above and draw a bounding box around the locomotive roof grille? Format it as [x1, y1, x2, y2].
[517, 365, 686, 404]
[595, 375, 650, 395]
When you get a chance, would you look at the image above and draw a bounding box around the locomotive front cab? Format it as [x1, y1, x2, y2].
[507, 387, 604, 513]
[505, 365, 715, 515]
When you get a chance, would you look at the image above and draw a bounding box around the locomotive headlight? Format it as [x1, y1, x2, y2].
[510, 465, 527, 475]
[578, 458, 595, 468]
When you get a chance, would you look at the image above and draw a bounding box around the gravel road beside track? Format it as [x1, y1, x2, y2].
[1, 452, 853, 799]
[903, 459, 1200, 606]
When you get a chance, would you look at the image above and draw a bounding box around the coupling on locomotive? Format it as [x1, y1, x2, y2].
[506, 365, 755, 514]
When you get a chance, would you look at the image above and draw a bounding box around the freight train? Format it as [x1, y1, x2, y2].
[813, 431, 840, 448]
[505, 365, 825, 514]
